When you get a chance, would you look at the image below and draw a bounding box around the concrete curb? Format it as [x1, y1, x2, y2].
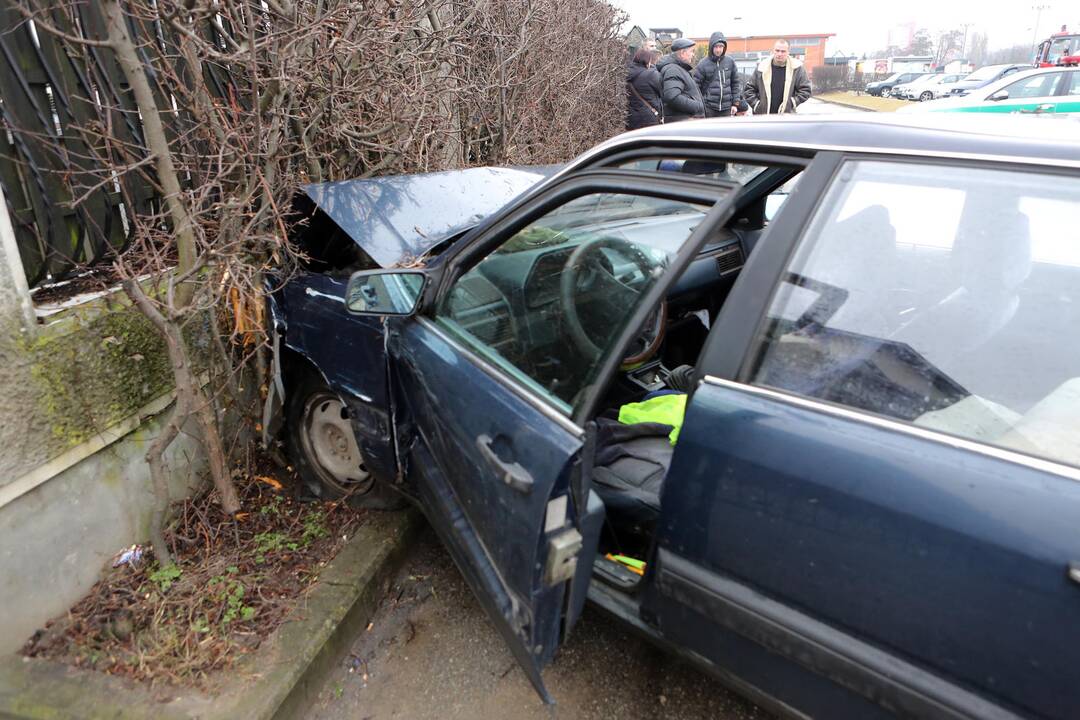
[0, 508, 423, 720]
[814, 96, 878, 112]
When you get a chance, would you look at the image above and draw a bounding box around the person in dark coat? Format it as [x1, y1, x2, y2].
[692, 32, 742, 117]
[744, 39, 812, 114]
[626, 49, 663, 130]
[655, 38, 705, 123]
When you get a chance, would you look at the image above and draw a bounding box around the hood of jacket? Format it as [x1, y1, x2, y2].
[627, 60, 648, 82]
[656, 54, 690, 72]
[709, 32, 728, 58]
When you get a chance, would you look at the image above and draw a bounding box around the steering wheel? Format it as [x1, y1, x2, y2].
[559, 236, 667, 365]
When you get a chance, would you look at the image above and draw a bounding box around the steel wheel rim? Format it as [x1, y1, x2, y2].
[300, 392, 374, 495]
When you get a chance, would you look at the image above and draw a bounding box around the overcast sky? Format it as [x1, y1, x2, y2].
[611, 0, 1078, 56]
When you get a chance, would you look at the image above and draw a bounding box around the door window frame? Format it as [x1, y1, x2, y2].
[422, 169, 741, 425]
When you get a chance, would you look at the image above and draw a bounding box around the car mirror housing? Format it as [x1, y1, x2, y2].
[989, 90, 1009, 101]
[345, 269, 427, 316]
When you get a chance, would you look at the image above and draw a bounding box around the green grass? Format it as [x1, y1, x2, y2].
[817, 91, 911, 112]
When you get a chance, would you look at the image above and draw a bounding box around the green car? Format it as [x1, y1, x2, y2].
[899, 67, 1080, 115]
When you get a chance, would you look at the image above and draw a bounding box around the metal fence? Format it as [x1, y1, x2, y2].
[0, 4, 231, 288]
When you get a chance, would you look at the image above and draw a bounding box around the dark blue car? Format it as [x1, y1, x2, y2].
[268, 115, 1080, 719]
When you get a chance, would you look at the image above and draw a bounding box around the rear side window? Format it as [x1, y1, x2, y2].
[749, 160, 1080, 469]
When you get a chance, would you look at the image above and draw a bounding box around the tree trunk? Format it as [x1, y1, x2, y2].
[103, 0, 197, 308]
[105, 1, 240, 545]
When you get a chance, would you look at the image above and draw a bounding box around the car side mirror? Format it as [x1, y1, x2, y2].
[344, 269, 427, 316]
[989, 90, 1009, 101]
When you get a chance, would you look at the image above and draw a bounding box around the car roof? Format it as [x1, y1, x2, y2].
[578, 114, 1080, 169]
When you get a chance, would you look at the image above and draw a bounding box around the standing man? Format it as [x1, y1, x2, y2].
[744, 39, 812, 114]
[693, 32, 742, 117]
[656, 38, 705, 122]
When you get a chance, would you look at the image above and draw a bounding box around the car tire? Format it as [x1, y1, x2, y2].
[881, 87, 891, 98]
[920, 91, 934, 102]
[285, 371, 405, 509]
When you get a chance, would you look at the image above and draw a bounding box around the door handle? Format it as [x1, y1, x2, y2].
[1021, 104, 1055, 113]
[476, 434, 534, 493]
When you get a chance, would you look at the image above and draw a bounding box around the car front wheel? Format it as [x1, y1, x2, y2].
[920, 91, 934, 102]
[285, 371, 403, 508]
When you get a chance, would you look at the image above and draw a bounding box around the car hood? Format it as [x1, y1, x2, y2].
[301, 166, 555, 268]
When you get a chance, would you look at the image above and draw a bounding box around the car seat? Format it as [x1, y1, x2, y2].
[809, 203, 898, 336]
[891, 197, 1032, 368]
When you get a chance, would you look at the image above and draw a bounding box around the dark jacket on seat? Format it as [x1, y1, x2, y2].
[693, 32, 742, 117]
[656, 54, 705, 123]
[626, 60, 664, 130]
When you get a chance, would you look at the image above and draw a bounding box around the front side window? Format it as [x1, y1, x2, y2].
[436, 191, 711, 412]
[1003, 72, 1061, 99]
[750, 161, 1080, 469]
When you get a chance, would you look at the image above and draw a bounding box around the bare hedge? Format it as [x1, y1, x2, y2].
[4, 0, 629, 285]
[3, 0, 629, 553]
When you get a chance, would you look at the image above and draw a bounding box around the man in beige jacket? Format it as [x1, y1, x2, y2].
[744, 40, 812, 114]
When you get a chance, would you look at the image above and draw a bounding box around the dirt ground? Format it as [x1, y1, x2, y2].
[309, 529, 771, 720]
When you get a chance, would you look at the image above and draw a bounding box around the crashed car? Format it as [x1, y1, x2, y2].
[268, 114, 1080, 719]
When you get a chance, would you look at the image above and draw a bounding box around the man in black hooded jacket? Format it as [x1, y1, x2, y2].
[693, 32, 742, 117]
[655, 38, 705, 123]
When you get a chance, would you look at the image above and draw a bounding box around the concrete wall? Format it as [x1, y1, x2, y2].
[0, 186, 213, 652]
[0, 410, 207, 652]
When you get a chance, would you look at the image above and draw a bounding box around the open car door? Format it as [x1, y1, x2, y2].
[360, 170, 740, 700]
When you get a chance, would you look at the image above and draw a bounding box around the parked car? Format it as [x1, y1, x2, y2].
[893, 72, 968, 101]
[269, 115, 1080, 719]
[945, 63, 1027, 95]
[864, 71, 928, 97]
[900, 66, 1080, 115]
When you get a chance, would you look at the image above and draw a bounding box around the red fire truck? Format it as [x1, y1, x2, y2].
[1034, 27, 1080, 67]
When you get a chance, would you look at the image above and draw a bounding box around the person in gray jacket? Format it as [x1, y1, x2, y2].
[744, 39, 812, 114]
[655, 38, 705, 123]
[693, 32, 741, 117]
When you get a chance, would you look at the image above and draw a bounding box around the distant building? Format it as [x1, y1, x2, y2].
[941, 59, 974, 74]
[888, 55, 934, 73]
[649, 27, 684, 45]
[625, 25, 647, 52]
[886, 23, 916, 52]
[856, 55, 935, 75]
[824, 54, 859, 70]
[690, 33, 835, 76]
